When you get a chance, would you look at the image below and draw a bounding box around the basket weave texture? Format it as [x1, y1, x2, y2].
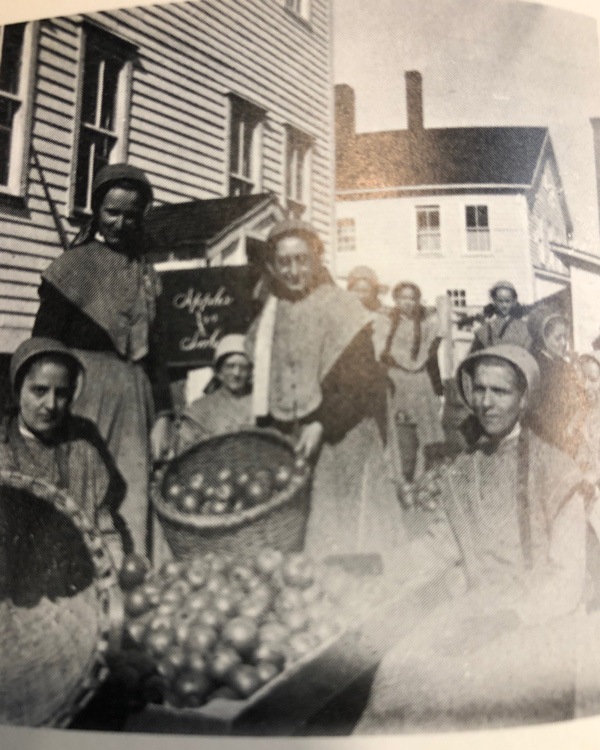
[152, 430, 311, 560]
[0, 471, 117, 727]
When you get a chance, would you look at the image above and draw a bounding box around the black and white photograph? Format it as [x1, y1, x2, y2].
[2, 0, 600, 744]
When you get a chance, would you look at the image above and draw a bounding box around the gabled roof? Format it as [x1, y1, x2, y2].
[337, 126, 549, 192]
[146, 193, 275, 260]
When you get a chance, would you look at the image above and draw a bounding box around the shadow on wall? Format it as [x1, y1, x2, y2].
[0, 354, 10, 418]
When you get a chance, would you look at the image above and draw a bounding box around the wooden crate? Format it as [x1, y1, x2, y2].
[124, 574, 449, 735]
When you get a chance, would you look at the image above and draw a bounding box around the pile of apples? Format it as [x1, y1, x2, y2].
[116, 549, 346, 709]
[163, 457, 308, 516]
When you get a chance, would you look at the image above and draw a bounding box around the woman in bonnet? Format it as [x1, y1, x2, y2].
[246, 219, 406, 571]
[33, 164, 172, 557]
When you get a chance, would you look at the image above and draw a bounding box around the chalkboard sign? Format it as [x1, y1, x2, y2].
[158, 266, 257, 368]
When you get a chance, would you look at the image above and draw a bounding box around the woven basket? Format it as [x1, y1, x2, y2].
[0, 470, 119, 728]
[152, 430, 311, 560]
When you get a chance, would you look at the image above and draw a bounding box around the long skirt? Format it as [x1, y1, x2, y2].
[303, 417, 408, 578]
[355, 588, 587, 734]
[71, 350, 153, 557]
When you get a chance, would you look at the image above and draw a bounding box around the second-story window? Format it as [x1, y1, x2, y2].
[228, 95, 265, 197]
[285, 125, 312, 218]
[73, 25, 134, 212]
[416, 205, 441, 254]
[465, 205, 490, 253]
[0, 22, 37, 195]
[337, 218, 356, 253]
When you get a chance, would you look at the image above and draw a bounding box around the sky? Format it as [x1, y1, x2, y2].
[333, 0, 600, 254]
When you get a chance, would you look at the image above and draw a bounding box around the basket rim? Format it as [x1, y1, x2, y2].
[0, 469, 117, 727]
[151, 429, 310, 532]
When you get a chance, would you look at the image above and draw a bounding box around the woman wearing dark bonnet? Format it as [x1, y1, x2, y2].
[32, 164, 172, 557]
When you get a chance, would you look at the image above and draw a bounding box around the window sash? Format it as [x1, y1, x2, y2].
[228, 98, 264, 195]
[74, 27, 131, 211]
[337, 219, 356, 252]
[416, 207, 441, 253]
[466, 228, 491, 253]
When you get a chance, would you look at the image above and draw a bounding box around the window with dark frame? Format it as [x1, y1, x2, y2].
[337, 218, 356, 253]
[416, 205, 441, 254]
[74, 26, 132, 212]
[0, 23, 26, 188]
[447, 289, 467, 309]
[285, 125, 312, 218]
[465, 204, 490, 253]
[228, 96, 265, 197]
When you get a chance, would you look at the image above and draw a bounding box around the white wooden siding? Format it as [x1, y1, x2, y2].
[0, 0, 333, 351]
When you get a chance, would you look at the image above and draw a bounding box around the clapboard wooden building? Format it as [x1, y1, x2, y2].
[0, 0, 333, 353]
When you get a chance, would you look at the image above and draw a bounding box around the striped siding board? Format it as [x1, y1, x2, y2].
[0, 0, 333, 351]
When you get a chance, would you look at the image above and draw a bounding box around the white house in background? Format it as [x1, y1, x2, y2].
[334, 72, 600, 350]
[0, 0, 333, 353]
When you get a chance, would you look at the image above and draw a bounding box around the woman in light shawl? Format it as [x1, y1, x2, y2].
[32, 164, 172, 557]
[176, 334, 254, 453]
[246, 220, 407, 571]
[381, 282, 445, 482]
[355, 344, 594, 734]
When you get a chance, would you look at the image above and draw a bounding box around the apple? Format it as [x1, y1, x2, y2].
[287, 632, 313, 661]
[118, 553, 149, 591]
[254, 548, 284, 578]
[157, 645, 187, 678]
[210, 685, 239, 701]
[207, 645, 242, 682]
[205, 574, 228, 595]
[159, 560, 184, 582]
[145, 628, 173, 658]
[206, 498, 230, 515]
[258, 622, 289, 645]
[142, 674, 168, 704]
[234, 469, 251, 490]
[293, 456, 308, 475]
[185, 624, 218, 655]
[245, 479, 270, 507]
[282, 608, 309, 634]
[185, 560, 209, 589]
[273, 464, 293, 490]
[171, 670, 212, 708]
[124, 619, 147, 647]
[147, 614, 173, 634]
[166, 481, 183, 502]
[282, 554, 315, 589]
[185, 591, 213, 613]
[140, 581, 162, 608]
[124, 589, 151, 618]
[216, 467, 233, 483]
[212, 593, 238, 619]
[194, 607, 227, 630]
[188, 472, 205, 493]
[214, 481, 234, 505]
[251, 642, 286, 669]
[227, 664, 263, 699]
[178, 493, 200, 514]
[222, 617, 259, 657]
[255, 660, 282, 685]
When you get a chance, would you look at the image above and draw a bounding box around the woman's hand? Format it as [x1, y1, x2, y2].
[151, 414, 173, 463]
[296, 421, 324, 461]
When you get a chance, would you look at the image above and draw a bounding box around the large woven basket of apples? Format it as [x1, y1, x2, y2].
[152, 430, 311, 560]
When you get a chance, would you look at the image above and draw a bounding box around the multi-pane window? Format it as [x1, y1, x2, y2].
[285, 126, 312, 217]
[74, 26, 133, 211]
[228, 96, 265, 197]
[284, 0, 310, 21]
[465, 205, 490, 253]
[447, 289, 467, 309]
[337, 218, 356, 253]
[0, 23, 36, 194]
[416, 206, 441, 254]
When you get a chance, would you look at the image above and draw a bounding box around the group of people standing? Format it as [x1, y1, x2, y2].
[4, 161, 600, 729]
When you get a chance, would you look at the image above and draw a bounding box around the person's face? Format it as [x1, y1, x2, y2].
[396, 287, 419, 317]
[544, 321, 568, 359]
[268, 236, 317, 299]
[216, 353, 251, 396]
[471, 361, 526, 439]
[19, 358, 74, 439]
[97, 186, 145, 251]
[581, 359, 600, 404]
[492, 288, 517, 317]
[350, 279, 378, 310]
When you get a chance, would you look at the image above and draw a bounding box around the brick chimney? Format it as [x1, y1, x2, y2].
[335, 83, 356, 148]
[406, 71, 424, 131]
